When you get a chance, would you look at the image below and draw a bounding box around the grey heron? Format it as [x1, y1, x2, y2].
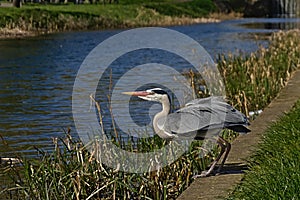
[123, 88, 250, 177]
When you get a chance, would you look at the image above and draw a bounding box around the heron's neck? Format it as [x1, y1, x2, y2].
[153, 98, 174, 139]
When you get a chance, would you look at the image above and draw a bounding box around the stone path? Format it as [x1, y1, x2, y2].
[177, 69, 300, 200]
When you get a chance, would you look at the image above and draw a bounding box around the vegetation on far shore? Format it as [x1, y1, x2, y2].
[228, 99, 300, 200]
[0, 0, 222, 37]
[1, 29, 300, 199]
[1, 0, 299, 38]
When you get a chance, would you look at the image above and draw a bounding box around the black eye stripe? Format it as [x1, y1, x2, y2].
[152, 90, 168, 95]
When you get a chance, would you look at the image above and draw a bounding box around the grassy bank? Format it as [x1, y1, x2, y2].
[0, 0, 218, 35]
[1, 30, 300, 199]
[227, 99, 300, 199]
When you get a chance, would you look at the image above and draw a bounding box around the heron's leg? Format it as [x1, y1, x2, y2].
[193, 138, 226, 178]
[217, 136, 231, 172]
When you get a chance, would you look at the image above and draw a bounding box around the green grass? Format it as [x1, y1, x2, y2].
[0, 0, 216, 32]
[227, 100, 300, 200]
[0, 4, 140, 31]
[144, 0, 216, 18]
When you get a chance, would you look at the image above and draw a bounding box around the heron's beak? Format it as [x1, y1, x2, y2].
[122, 91, 150, 97]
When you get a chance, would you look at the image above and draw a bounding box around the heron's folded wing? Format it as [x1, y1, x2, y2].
[163, 109, 223, 135]
[185, 96, 249, 126]
[164, 96, 250, 135]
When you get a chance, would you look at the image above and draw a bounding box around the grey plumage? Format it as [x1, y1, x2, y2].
[123, 88, 250, 177]
[164, 96, 250, 139]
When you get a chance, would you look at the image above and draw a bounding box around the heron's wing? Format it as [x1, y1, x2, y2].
[184, 96, 249, 126]
[164, 106, 223, 135]
[164, 96, 250, 136]
[184, 96, 225, 106]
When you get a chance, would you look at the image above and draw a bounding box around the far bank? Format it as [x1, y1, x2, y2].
[0, 0, 246, 39]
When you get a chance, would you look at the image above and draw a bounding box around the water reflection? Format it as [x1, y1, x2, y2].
[239, 18, 300, 30]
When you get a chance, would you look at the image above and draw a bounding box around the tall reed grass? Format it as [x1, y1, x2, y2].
[218, 30, 300, 115]
[1, 30, 300, 199]
[188, 30, 300, 116]
[0, 131, 213, 199]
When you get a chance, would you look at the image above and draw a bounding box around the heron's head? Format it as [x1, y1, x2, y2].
[122, 88, 170, 103]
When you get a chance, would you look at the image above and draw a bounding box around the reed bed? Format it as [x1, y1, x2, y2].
[1, 30, 300, 199]
[218, 30, 300, 115]
[0, 131, 213, 199]
[189, 30, 300, 115]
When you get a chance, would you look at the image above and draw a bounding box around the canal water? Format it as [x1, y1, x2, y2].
[0, 18, 299, 157]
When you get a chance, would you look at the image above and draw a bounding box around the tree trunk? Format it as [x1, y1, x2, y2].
[13, 0, 21, 7]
